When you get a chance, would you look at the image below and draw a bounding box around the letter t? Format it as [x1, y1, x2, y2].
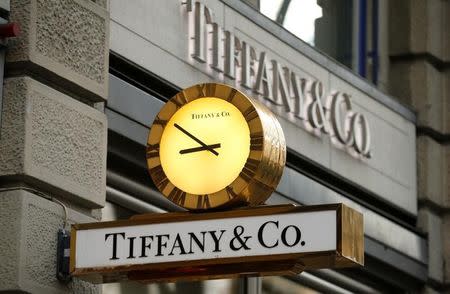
[105, 232, 126, 260]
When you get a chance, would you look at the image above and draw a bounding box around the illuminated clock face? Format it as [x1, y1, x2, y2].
[159, 98, 250, 195]
[147, 83, 286, 211]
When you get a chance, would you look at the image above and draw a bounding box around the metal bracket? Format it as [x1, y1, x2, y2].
[56, 229, 72, 283]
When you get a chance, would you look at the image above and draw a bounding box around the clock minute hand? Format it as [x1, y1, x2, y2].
[174, 123, 219, 156]
[180, 143, 221, 154]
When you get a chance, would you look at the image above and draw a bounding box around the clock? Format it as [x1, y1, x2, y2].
[147, 83, 286, 211]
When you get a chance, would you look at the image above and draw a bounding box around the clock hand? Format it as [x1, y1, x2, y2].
[180, 143, 221, 154]
[174, 123, 219, 156]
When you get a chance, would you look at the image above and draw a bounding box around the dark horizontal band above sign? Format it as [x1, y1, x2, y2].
[220, 0, 416, 123]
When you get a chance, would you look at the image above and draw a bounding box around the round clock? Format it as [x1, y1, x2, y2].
[147, 83, 286, 211]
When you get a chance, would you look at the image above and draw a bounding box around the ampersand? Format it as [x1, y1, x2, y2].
[230, 225, 251, 251]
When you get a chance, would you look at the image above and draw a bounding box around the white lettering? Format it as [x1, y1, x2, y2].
[271, 60, 291, 111]
[224, 31, 240, 79]
[240, 41, 256, 89]
[253, 52, 273, 100]
[290, 73, 307, 120]
[184, 1, 372, 158]
[329, 92, 353, 145]
[306, 81, 330, 134]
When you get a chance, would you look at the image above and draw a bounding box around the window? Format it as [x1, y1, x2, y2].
[254, 0, 382, 85]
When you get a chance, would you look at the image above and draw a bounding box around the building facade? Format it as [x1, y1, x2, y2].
[0, 0, 448, 293]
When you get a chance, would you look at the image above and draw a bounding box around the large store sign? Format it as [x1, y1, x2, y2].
[75, 209, 335, 268]
[183, 1, 371, 158]
[71, 204, 363, 283]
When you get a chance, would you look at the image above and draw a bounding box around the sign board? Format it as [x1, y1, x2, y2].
[70, 204, 363, 283]
[183, 0, 372, 159]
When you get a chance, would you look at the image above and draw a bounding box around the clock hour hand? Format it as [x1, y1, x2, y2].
[179, 143, 221, 154]
[174, 123, 219, 156]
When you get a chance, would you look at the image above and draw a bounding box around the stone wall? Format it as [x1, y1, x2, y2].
[0, 0, 109, 293]
[389, 0, 450, 292]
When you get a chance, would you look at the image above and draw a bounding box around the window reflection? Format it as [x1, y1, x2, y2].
[257, 0, 382, 84]
[260, 0, 323, 45]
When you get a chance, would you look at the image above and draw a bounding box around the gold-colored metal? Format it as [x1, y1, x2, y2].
[147, 83, 286, 210]
[70, 203, 364, 284]
[337, 204, 364, 267]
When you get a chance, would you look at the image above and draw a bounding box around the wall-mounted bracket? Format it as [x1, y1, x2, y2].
[56, 229, 72, 283]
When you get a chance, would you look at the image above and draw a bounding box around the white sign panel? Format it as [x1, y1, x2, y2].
[75, 210, 336, 269]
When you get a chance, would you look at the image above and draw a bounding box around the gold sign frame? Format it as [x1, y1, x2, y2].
[70, 203, 363, 284]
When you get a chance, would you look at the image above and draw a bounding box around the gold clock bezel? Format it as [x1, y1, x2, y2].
[147, 83, 286, 211]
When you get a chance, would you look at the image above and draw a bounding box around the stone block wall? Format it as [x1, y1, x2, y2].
[7, 0, 109, 102]
[0, 77, 107, 208]
[0, 190, 100, 294]
[389, 0, 450, 292]
[0, 0, 109, 293]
